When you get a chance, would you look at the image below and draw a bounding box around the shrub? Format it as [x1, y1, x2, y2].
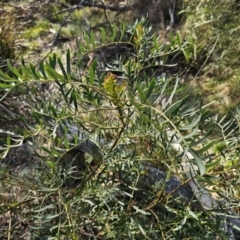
[0, 17, 240, 239]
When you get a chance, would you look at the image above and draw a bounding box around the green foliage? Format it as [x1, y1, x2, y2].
[0, 17, 240, 239]
[181, 0, 240, 78]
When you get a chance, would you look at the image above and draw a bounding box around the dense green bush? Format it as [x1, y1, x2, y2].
[0, 17, 240, 239]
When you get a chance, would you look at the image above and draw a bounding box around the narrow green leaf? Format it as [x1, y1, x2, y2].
[127, 87, 135, 102]
[111, 24, 117, 41]
[195, 139, 217, 155]
[58, 58, 68, 80]
[205, 158, 221, 172]
[7, 60, 24, 79]
[169, 32, 176, 48]
[180, 115, 201, 130]
[131, 100, 144, 111]
[145, 78, 156, 99]
[64, 87, 73, 103]
[6, 136, 11, 145]
[176, 32, 182, 48]
[64, 137, 69, 149]
[91, 30, 96, 47]
[171, 135, 183, 146]
[193, 42, 197, 60]
[32, 112, 42, 125]
[119, 22, 126, 41]
[66, 49, 71, 74]
[81, 199, 95, 206]
[41, 146, 52, 155]
[45, 160, 57, 169]
[34, 213, 60, 221]
[183, 49, 190, 63]
[139, 111, 152, 124]
[0, 129, 22, 137]
[48, 105, 57, 118]
[39, 60, 47, 79]
[49, 53, 57, 69]
[89, 64, 95, 85]
[0, 83, 13, 88]
[190, 128, 213, 147]
[200, 110, 212, 121]
[0, 69, 14, 80]
[133, 206, 150, 215]
[164, 99, 182, 116]
[79, 42, 86, 54]
[136, 83, 147, 103]
[29, 64, 41, 79]
[153, 78, 169, 105]
[73, 133, 79, 145]
[39, 187, 59, 192]
[179, 95, 199, 115]
[84, 31, 90, 49]
[45, 63, 64, 80]
[188, 148, 206, 175]
[188, 209, 199, 220]
[70, 90, 78, 111]
[18, 65, 33, 79]
[138, 223, 147, 236]
[100, 27, 106, 43]
[183, 127, 199, 139]
[165, 77, 179, 106]
[32, 204, 55, 212]
[0, 149, 9, 158]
